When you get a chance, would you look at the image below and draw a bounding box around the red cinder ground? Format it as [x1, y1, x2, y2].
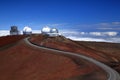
[75, 41, 120, 73]
[30, 35, 111, 63]
[30, 34, 120, 73]
[0, 35, 26, 47]
[0, 35, 107, 80]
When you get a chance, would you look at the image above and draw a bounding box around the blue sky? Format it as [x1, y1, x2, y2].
[0, 0, 120, 31]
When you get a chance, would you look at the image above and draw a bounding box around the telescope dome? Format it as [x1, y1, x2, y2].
[23, 26, 32, 35]
[50, 28, 58, 33]
[41, 26, 51, 33]
[23, 26, 32, 32]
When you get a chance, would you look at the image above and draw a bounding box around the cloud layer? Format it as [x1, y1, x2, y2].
[60, 29, 120, 43]
[0, 30, 120, 43]
[60, 30, 119, 37]
[0, 30, 9, 36]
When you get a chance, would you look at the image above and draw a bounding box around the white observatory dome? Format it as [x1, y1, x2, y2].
[50, 28, 58, 33]
[23, 26, 32, 32]
[41, 26, 51, 33]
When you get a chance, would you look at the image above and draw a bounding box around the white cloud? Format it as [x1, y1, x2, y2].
[97, 27, 120, 30]
[89, 32, 118, 37]
[112, 22, 120, 25]
[32, 30, 41, 34]
[76, 22, 120, 30]
[0, 29, 119, 43]
[67, 36, 107, 42]
[60, 30, 79, 34]
[96, 23, 110, 27]
[47, 24, 61, 27]
[67, 36, 120, 43]
[60, 29, 88, 35]
[0, 30, 9, 36]
[108, 38, 120, 43]
[80, 32, 86, 35]
[89, 32, 102, 36]
[105, 32, 118, 36]
[60, 29, 118, 37]
[60, 29, 120, 43]
[96, 22, 120, 30]
[47, 23, 67, 27]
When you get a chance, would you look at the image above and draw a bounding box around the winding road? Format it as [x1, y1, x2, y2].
[24, 38, 120, 80]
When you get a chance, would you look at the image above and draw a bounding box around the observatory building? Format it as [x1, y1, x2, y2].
[41, 26, 51, 35]
[50, 28, 59, 36]
[41, 26, 59, 37]
[23, 26, 32, 35]
[10, 26, 19, 35]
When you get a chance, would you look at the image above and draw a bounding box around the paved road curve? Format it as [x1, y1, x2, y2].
[24, 38, 120, 80]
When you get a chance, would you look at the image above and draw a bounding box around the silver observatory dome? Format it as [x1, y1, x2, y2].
[41, 26, 60, 37]
[50, 28, 59, 33]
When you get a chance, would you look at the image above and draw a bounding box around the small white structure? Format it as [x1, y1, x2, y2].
[23, 26, 32, 35]
[41, 26, 60, 37]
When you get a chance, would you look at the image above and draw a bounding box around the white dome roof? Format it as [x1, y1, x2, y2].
[50, 28, 58, 33]
[23, 26, 32, 32]
[41, 26, 51, 33]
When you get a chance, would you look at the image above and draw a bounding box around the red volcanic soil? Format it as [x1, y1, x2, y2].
[0, 35, 26, 48]
[75, 41, 120, 73]
[0, 35, 107, 80]
[30, 35, 111, 63]
[30, 34, 120, 73]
